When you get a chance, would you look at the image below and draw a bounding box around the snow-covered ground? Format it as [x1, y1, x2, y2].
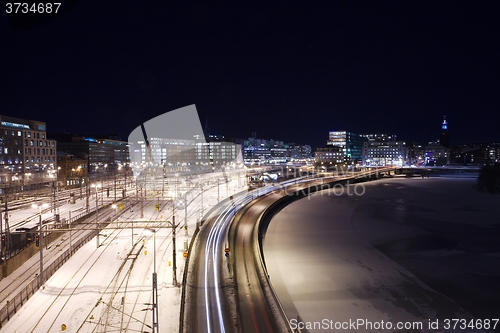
[264, 177, 499, 333]
[1, 172, 246, 333]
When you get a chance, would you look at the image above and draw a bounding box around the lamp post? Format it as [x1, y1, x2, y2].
[91, 183, 101, 248]
[169, 198, 180, 286]
[140, 185, 144, 218]
[48, 170, 56, 213]
[68, 209, 77, 254]
[200, 183, 204, 218]
[184, 194, 188, 236]
[32, 202, 49, 285]
[144, 228, 158, 333]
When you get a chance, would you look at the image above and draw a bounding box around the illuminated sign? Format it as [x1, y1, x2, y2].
[1, 121, 29, 129]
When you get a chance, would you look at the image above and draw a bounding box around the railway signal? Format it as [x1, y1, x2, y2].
[35, 235, 40, 247]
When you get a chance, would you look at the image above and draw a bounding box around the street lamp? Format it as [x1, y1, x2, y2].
[48, 170, 56, 213]
[169, 216, 179, 287]
[91, 183, 101, 248]
[32, 202, 49, 285]
[143, 228, 158, 333]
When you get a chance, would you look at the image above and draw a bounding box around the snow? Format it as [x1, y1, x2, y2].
[264, 177, 498, 333]
[1, 172, 246, 333]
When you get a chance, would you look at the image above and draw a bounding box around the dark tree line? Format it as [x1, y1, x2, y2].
[476, 163, 500, 194]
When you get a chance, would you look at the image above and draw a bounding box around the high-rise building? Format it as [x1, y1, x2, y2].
[440, 116, 450, 148]
[327, 131, 366, 164]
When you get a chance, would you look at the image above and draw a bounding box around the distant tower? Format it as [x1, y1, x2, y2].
[204, 117, 210, 137]
[440, 116, 450, 148]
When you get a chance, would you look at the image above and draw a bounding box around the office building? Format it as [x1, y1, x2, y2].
[0, 115, 57, 194]
[327, 131, 366, 164]
[314, 146, 344, 169]
[362, 140, 408, 166]
[53, 134, 130, 180]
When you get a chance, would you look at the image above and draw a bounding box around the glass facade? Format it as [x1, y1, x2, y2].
[327, 131, 366, 164]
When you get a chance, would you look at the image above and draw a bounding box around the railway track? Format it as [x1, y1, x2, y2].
[7, 197, 171, 332]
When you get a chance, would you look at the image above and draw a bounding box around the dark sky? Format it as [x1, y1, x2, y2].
[2, 1, 499, 148]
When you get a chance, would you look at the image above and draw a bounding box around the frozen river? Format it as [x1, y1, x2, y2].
[264, 176, 500, 332]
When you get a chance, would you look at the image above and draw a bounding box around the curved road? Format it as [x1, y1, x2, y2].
[185, 169, 393, 333]
[229, 191, 285, 333]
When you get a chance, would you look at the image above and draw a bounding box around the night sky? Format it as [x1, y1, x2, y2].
[2, 1, 499, 149]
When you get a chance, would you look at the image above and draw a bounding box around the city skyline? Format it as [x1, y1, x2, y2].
[2, 2, 500, 149]
[2, 3, 499, 330]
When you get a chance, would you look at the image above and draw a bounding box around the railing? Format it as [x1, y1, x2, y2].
[0, 227, 95, 328]
[178, 223, 200, 333]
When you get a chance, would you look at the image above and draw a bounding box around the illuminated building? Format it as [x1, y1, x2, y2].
[0, 115, 57, 194]
[362, 140, 408, 166]
[314, 146, 344, 169]
[440, 116, 450, 148]
[242, 137, 311, 164]
[327, 131, 366, 164]
[130, 134, 241, 175]
[424, 141, 450, 166]
[53, 134, 130, 181]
